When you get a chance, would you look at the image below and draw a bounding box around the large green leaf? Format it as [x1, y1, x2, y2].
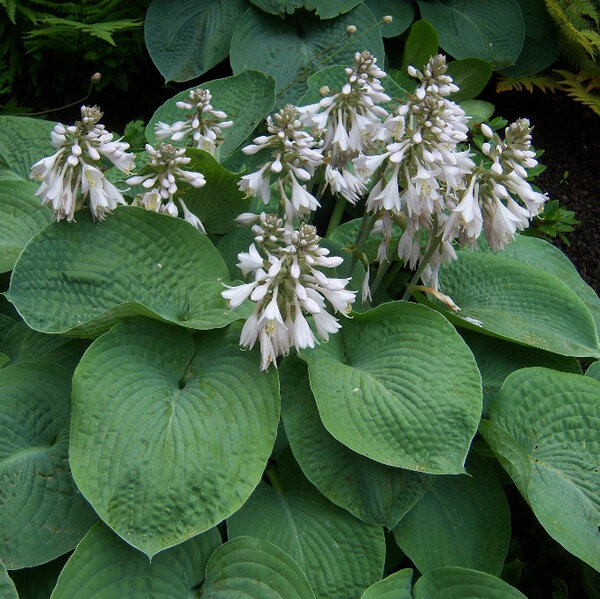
[230, 4, 384, 105]
[447, 58, 492, 102]
[0, 362, 96, 569]
[280, 356, 431, 528]
[249, 0, 363, 18]
[146, 70, 276, 160]
[361, 569, 413, 599]
[51, 523, 220, 599]
[0, 561, 18, 599]
[393, 455, 510, 575]
[401, 20, 439, 74]
[417, 0, 525, 69]
[412, 566, 526, 598]
[461, 329, 580, 416]
[301, 301, 482, 474]
[7, 206, 245, 337]
[200, 536, 315, 598]
[480, 367, 600, 572]
[70, 318, 280, 558]
[0, 116, 55, 180]
[500, 0, 559, 77]
[435, 249, 600, 358]
[0, 179, 53, 273]
[0, 321, 89, 371]
[227, 452, 385, 599]
[144, 0, 247, 82]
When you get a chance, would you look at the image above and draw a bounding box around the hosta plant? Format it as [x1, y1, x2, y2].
[1, 29, 599, 599]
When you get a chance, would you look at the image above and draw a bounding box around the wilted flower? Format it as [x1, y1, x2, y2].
[222, 213, 355, 370]
[30, 105, 134, 221]
[155, 87, 233, 155]
[126, 143, 207, 232]
[239, 105, 323, 220]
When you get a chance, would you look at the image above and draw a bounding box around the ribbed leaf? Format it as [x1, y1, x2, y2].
[201, 536, 315, 598]
[480, 367, 600, 571]
[0, 179, 53, 273]
[51, 523, 220, 599]
[436, 249, 600, 358]
[0, 116, 55, 180]
[412, 566, 526, 598]
[230, 4, 384, 105]
[7, 207, 245, 337]
[301, 301, 482, 474]
[280, 356, 431, 528]
[146, 70, 276, 159]
[70, 318, 280, 557]
[144, 0, 247, 82]
[417, 0, 525, 69]
[0, 362, 96, 569]
[249, 0, 362, 18]
[228, 452, 385, 599]
[360, 569, 413, 599]
[393, 455, 511, 575]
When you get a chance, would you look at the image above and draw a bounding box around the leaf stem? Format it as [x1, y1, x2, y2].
[346, 211, 379, 278]
[325, 195, 346, 238]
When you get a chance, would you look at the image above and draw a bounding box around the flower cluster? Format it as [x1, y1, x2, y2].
[298, 50, 391, 203]
[155, 87, 233, 155]
[239, 105, 324, 220]
[30, 105, 134, 222]
[126, 143, 207, 232]
[222, 213, 356, 370]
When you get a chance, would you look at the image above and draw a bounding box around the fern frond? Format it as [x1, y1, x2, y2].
[555, 68, 600, 115]
[496, 74, 561, 94]
[545, 0, 600, 58]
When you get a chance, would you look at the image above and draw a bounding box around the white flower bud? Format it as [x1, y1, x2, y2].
[382, 15, 393, 23]
[346, 25, 357, 34]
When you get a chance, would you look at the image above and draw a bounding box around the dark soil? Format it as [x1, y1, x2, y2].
[489, 87, 600, 294]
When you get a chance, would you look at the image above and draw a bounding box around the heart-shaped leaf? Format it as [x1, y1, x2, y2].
[0, 179, 53, 273]
[201, 536, 316, 598]
[50, 523, 220, 598]
[0, 362, 96, 569]
[301, 301, 482, 474]
[230, 4, 384, 105]
[412, 566, 527, 598]
[144, 0, 247, 82]
[228, 452, 385, 599]
[7, 206, 245, 337]
[480, 367, 600, 571]
[146, 70, 276, 159]
[70, 318, 280, 558]
[417, 0, 525, 69]
[393, 454, 511, 575]
[280, 356, 432, 528]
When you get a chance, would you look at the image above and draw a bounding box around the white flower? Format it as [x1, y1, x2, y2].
[81, 164, 126, 221]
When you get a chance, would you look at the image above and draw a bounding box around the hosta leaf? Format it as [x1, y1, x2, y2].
[228, 452, 385, 599]
[360, 569, 413, 599]
[0, 561, 18, 599]
[7, 207, 245, 338]
[230, 4, 384, 105]
[500, 0, 559, 77]
[480, 367, 600, 572]
[461, 329, 580, 416]
[70, 318, 280, 558]
[50, 523, 220, 599]
[249, 0, 363, 18]
[146, 70, 276, 159]
[280, 356, 431, 528]
[301, 301, 482, 474]
[0, 362, 96, 569]
[200, 536, 315, 598]
[393, 455, 510, 575]
[587, 361, 600, 382]
[412, 566, 527, 598]
[435, 249, 600, 358]
[365, 0, 415, 37]
[417, 0, 525, 70]
[0, 179, 53, 273]
[447, 58, 492, 102]
[1, 321, 89, 371]
[144, 0, 247, 82]
[0, 116, 55, 180]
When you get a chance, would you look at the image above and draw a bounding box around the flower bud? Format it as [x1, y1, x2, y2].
[346, 25, 357, 35]
[319, 85, 331, 96]
[382, 15, 393, 23]
[91, 72, 102, 83]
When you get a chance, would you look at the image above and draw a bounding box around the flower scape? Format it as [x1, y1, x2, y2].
[31, 52, 547, 370]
